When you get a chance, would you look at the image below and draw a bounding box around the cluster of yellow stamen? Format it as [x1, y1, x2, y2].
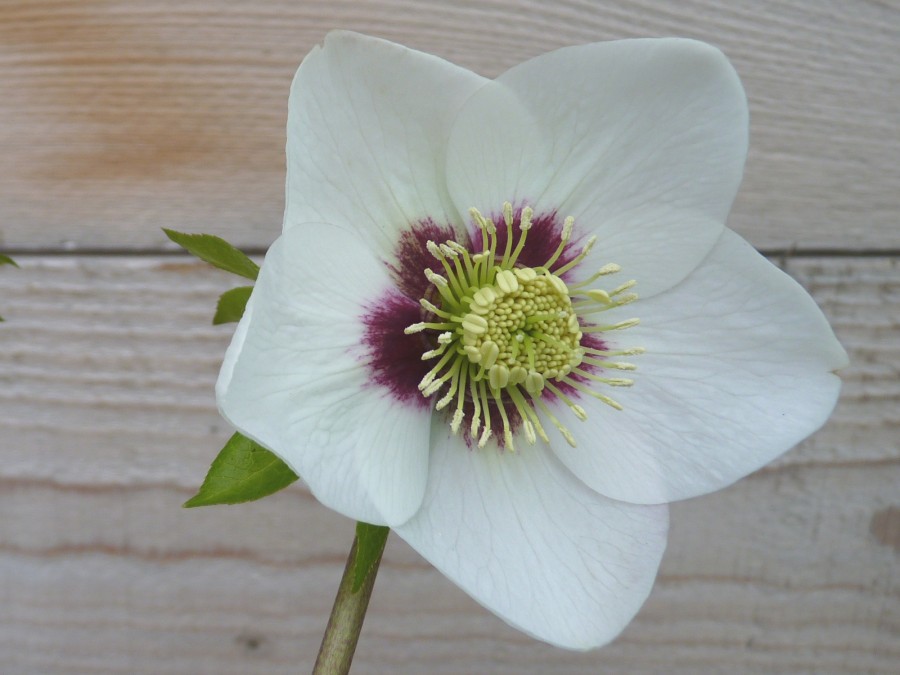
[405, 202, 643, 450]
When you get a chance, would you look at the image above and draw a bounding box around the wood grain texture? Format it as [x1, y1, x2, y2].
[1, 1, 897, 671]
[0, 255, 897, 673]
[1, 0, 898, 253]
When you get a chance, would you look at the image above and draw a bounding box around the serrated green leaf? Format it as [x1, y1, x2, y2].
[184, 432, 298, 507]
[163, 229, 259, 280]
[213, 286, 253, 325]
[352, 521, 390, 593]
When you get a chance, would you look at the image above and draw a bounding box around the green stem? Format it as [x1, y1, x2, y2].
[312, 527, 388, 674]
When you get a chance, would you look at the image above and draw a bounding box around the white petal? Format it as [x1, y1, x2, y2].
[394, 428, 669, 649]
[446, 39, 748, 296]
[216, 223, 431, 525]
[549, 228, 848, 505]
[284, 31, 487, 258]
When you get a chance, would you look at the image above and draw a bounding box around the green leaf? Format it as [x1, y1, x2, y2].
[0, 254, 14, 320]
[183, 432, 298, 507]
[213, 286, 253, 325]
[163, 229, 259, 280]
[352, 522, 390, 593]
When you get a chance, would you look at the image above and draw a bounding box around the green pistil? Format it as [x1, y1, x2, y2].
[405, 201, 643, 449]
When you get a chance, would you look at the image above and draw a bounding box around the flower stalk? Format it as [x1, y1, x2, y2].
[313, 527, 388, 675]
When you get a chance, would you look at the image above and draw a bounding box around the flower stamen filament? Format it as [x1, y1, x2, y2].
[403, 202, 644, 449]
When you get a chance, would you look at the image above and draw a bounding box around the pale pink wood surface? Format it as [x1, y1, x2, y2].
[0, 0, 898, 251]
[0, 256, 896, 673]
[0, 0, 898, 672]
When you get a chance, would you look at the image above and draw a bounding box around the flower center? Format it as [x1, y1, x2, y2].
[462, 267, 581, 389]
[404, 202, 642, 450]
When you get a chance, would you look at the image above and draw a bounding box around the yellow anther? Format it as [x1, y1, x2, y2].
[404, 323, 426, 334]
[473, 286, 497, 307]
[480, 340, 500, 369]
[421, 346, 446, 360]
[426, 240, 443, 259]
[496, 269, 519, 294]
[582, 236, 596, 255]
[611, 280, 637, 296]
[605, 362, 637, 371]
[469, 207, 490, 231]
[423, 380, 444, 396]
[424, 268, 448, 287]
[525, 370, 544, 394]
[419, 298, 445, 315]
[586, 289, 611, 304]
[503, 429, 515, 450]
[436, 391, 454, 410]
[509, 365, 527, 385]
[503, 201, 514, 227]
[554, 236, 597, 276]
[601, 377, 634, 387]
[462, 318, 488, 337]
[514, 267, 537, 282]
[489, 364, 510, 389]
[451, 408, 464, 433]
[548, 274, 568, 296]
[446, 240, 468, 255]
[533, 396, 577, 447]
[614, 293, 639, 307]
[598, 394, 623, 411]
[583, 318, 640, 333]
[522, 419, 537, 444]
[520, 206, 533, 231]
[464, 345, 482, 362]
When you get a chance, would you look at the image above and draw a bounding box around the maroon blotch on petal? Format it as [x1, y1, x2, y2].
[388, 219, 467, 300]
[362, 290, 433, 409]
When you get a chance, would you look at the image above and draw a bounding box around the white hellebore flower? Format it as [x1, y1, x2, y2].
[216, 32, 848, 649]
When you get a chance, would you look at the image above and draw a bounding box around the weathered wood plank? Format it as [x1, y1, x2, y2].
[0, 470, 896, 673]
[1, 0, 898, 252]
[0, 254, 897, 672]
[1, 255, 896, 487]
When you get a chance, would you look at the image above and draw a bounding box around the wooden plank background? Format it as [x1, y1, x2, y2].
[0, 1, 897, 673]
